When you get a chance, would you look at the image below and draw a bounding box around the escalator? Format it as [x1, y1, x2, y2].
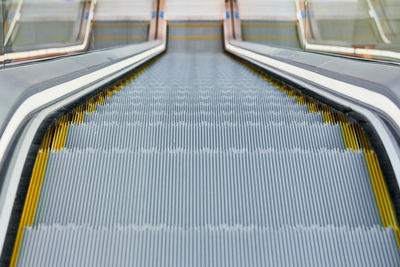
[3, 22, 400, 266]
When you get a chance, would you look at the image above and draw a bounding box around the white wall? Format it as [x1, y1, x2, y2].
[92, 0, 373, 22]
[20, 1, 82, 21]
[237, 0, 372, 21]
[310, 0, 369, 20]
[237, 0, 296, 21]
[94, 0, 153, 21]
[166, 0, 225, 20]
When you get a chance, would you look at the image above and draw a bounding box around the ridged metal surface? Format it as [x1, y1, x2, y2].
[83, 110, 324, 124]
[18, 226, 400, 267]
[16, 35, 399, 265]
[32, 53, 382, 228]
[35, 148, 379, 227]
[65, 123, 345, 150]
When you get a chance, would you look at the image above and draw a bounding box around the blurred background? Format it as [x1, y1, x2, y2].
[0, 0, 399, 67]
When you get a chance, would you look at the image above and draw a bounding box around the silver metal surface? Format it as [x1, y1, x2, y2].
[18, 226, 400, 267]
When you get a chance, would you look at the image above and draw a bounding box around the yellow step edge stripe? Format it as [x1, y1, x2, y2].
[365, 150, 400, 248]
[347, 124, 356, 151]
[9, 127, 54, 267]
[342, 123, 353, 150]
[168, 36, 222, 40]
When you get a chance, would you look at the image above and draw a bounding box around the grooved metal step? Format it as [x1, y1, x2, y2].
[83, 111, 324, 124]
[65, 123, 345, 150]
[18, 226, 400, 267]
[36, 149, 379, 226]
[14, 36, 399, 266]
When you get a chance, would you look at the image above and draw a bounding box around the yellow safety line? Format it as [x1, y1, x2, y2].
[243, 36, 297, 40]
[9, 53, 164, 267]
[242, 23, 296, 28]
[317, 75, 387, 235]
[9, 127, 53, 267]
[168, 23, 222, 28]
[168, 36, 221, 40]
[93, 23, 149, 28]
[230, 53, 400, 249]
[365, 150, 400, 248]
[94, 36, 147, 41]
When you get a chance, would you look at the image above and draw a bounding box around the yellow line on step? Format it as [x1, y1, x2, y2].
[364, 150, 400, 249]
[9, 127, 54, 267]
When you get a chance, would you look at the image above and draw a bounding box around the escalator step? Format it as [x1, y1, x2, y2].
[83, 110, 324, 124]
[35, 149, 379, 227]
[18, 226, 400, 267]
[65, 122, 345, 150]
